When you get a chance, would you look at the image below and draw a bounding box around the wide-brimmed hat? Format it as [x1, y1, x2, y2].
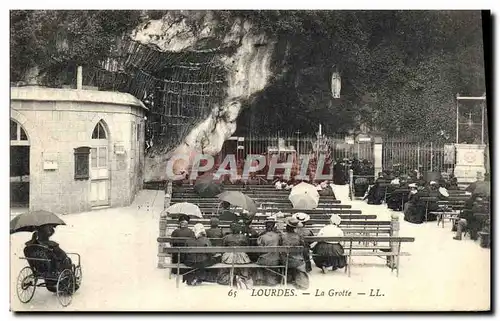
[408, 183, 417, 188]
[292, 212, 311, 222]
[430, 181, 437, 185]
[285, 216, 302, 228]
[329, 214, 342, 226]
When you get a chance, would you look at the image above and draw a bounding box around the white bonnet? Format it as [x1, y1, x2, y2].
[330, 214, 341, 226]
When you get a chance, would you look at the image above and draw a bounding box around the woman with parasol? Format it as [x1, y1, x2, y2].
[11, 210, 79, 293]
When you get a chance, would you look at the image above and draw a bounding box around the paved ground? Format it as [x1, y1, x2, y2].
[10, 185, 490, 311]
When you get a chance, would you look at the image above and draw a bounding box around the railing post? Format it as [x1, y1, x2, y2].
[158, 180, 173, 268]
[373, 136, 383, 178]
[349, 169, 354, 200]
[390, 212, 400, 269]
[431, 142, 434, 172]
[417, 142, 421, 170]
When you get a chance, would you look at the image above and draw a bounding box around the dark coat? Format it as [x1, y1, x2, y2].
[219, 210, 238, 222]
[184, 236, 215, 267]
[37, 239, 72, 270]
[206, 227, 224, 246]
[171, 227, 195, 266]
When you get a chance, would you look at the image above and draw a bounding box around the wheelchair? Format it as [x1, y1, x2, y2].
[16, 244, 82, 307]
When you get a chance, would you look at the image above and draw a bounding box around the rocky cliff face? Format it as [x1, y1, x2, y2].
[132, 11, 276, 181]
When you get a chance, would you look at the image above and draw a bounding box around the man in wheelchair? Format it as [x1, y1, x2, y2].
[24, 225, 79, 293]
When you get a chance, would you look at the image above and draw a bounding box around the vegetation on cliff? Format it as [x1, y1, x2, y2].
[10, 10, 487, 140]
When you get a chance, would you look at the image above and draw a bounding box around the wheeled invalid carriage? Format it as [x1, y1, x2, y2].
[16, 244, 82, 307]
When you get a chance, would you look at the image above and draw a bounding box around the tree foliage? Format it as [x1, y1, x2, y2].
[231, 10, 486, 140]
[10, 10, 486, 140]
[10, 10, 142, 83]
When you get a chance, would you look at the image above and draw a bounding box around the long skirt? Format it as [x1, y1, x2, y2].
[253, 267, 281, 286]
[312, 242, 347, 269]
[183, 257, 219, 285]
[222, 252, 251, 264]
[303, 247, 312, 272]
[286, 264, 309, 290]
[217, 252, 253, 287]
[404, 203, 424, 224]
[217, 266, 253, 287]
[254, 254, 281, 286]
[171, 253, 190, 275]
[46, 257, 79, 293]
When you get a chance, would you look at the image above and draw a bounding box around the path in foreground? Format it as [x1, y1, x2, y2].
[10, 186, 490, 311]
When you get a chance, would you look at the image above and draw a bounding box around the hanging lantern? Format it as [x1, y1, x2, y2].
[331, 71, 341, 99]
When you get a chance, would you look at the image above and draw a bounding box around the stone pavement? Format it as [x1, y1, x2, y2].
[9, 186, 490, 311]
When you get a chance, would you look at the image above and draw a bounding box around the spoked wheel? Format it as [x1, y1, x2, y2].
[16, 266, 36, 303]
[56, 269, 75, 307]
[74, 266, 82, 289]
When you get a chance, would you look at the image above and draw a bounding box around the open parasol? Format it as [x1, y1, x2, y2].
[288, 182, 320, 210]
[217, 191, 257, 215]
[165, 202, 203, 218]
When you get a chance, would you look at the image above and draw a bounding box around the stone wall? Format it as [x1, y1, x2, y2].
[10, 86, 146, 214]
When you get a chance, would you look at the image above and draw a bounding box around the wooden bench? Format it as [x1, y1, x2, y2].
[172, 194, 340, 204]
[161, 245, 303, 288]
[171, 197, 341, 203]
[158, 235, 414, 283]
[195, 205, 353, 213]
[164, 220, 393, 241]
[166, 214, 376, 223]
[305, 236, 415, 277]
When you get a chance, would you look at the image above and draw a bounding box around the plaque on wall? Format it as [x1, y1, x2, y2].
[42, 152, 59, 171]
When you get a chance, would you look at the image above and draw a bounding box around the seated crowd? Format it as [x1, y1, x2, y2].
[274, 179, 336, 198]
[360, 169, 490, 242]
[169, 209, 347, 289]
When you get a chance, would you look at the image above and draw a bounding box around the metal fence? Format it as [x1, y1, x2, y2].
[382, 140, 455, 175]
[217, 135, 374, 164]
[216, 135, 460, 176]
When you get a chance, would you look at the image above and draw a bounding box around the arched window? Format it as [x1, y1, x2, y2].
[92, 121, 107, 139]
[10, 119, 29, 145]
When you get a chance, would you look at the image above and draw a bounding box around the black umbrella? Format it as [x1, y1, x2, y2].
[194, 173, 223, 197]
[10, 210, 66, 234]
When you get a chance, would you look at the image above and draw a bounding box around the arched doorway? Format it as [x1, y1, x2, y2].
[90, 120, 110, 207]
[10, 119, 30, 209]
